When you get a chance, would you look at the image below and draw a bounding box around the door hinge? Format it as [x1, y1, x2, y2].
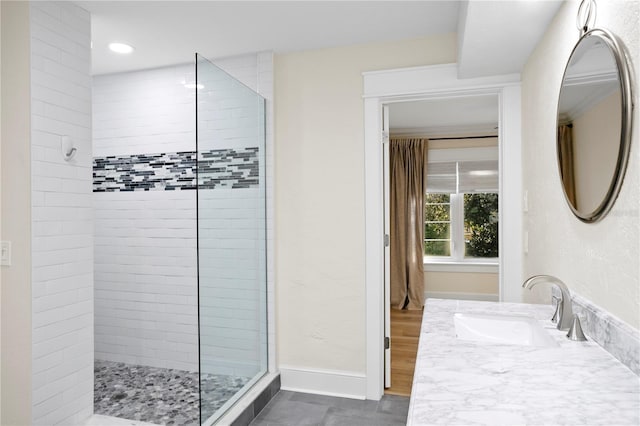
[384, 336, 390, 350]
[384, 234, 390, 247]
[382, 131, 389, 145]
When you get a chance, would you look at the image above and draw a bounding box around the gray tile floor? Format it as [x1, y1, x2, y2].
[249, 391, 409, 426]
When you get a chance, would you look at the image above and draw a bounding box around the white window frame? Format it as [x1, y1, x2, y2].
[423, 146, 499, 269]
[423, 193, 453, 258]
[424, 192, 499, 271]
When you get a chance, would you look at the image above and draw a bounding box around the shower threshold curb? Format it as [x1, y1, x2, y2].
[84, 414, 161, 426]
[214, 372, 281, 426]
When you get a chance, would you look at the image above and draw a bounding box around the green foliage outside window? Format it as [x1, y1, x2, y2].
[424, 193, 450, 256]
[464, 193, 499, 258]
[423, 192, 499, 258]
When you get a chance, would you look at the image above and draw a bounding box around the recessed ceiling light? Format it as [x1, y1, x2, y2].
[109, 42, 134, 54]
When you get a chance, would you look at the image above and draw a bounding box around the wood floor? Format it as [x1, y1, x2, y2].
[384, 307, 424, 397]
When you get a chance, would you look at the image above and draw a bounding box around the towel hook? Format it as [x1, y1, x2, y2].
[61, 136, 77, 161]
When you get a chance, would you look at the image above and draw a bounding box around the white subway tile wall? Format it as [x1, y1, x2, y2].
[196, 55, 268, 378]
[94, 190, 198, 371]
[30, 2, 94, 425]
[92, 65, 196, 158]
[93, 55, 274, 377]
[198, 188, 267, 377]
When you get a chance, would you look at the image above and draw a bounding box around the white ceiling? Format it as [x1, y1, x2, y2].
[77, 0, 564, 133]
[457, 0, 563, 78]
[78, 1, 460, 75]
[389, 95, 499, 136]
[77, 1, 564, 77]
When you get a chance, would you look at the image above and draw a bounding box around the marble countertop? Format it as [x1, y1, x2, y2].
[407, 299, 640, 426]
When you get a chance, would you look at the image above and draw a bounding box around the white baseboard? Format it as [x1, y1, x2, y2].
[425, 291, 499, 302]
[279, 365, 367, 400]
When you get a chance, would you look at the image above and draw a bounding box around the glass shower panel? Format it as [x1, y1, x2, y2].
[195, 53, 267, 425]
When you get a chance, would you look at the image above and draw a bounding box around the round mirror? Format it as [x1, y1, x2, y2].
[556, 28, 633, 222]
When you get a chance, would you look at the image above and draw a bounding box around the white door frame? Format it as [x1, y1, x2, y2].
[363, 63, 524, 400]
[382, 105, 391, 388]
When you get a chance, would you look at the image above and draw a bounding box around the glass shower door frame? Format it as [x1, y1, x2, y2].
[195, 52, 268, 426]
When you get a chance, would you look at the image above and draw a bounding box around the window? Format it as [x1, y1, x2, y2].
[464, 193, 498, 258]
[424, 194, 451, 256]
[424, 192, 498, 261]
[423, 147, 499, 263]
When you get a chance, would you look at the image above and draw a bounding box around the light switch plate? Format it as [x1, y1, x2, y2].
[1, 241, 11, 266]
[523, 190, 529, 213]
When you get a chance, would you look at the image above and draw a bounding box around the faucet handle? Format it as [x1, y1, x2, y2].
[551, 296, 561, 324]
[567, 314, 588, 341]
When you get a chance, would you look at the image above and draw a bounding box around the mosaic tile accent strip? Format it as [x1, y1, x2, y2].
[93, 148, 259, 192]
[94, 360, 250, 426]
[198, 147, 259, 190]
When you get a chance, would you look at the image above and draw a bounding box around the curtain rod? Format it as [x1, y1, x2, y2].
[428, 135, 498, 141]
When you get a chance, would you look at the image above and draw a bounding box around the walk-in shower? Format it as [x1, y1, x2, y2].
[92, 53, 267, 425]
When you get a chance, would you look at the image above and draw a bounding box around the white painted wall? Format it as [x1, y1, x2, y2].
[93, 54, 273, 376]
[274, 35, 456, 384]
[1, 2, 33, 424]
[29, 2, 94, 424]
[522, 0, 640, 329]
[424, 271, 498, 296]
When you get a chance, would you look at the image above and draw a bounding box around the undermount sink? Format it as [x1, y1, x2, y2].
[453, 312, 558, 347]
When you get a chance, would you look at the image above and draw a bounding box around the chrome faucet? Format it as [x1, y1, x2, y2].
[522, 275, 574, 330]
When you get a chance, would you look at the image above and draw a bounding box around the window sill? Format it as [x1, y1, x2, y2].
[423, 260, 499, 274]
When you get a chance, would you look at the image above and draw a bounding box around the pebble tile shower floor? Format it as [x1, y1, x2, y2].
[94, 360, 250, 425]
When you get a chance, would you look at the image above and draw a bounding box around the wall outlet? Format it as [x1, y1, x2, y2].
[1, 241, 11, 266]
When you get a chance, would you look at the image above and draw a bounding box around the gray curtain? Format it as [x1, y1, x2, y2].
[390, 138, 428, 310]
[558, 124, 577, 206]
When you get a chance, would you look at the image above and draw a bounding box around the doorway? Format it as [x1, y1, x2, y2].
[382, 95, 501, 395]
[363, 64, 523, 400]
